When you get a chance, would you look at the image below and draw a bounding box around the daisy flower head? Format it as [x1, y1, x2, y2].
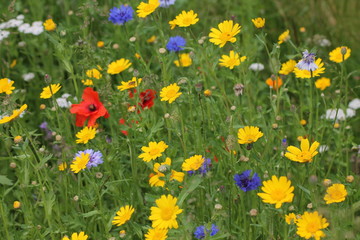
[265, 76, 283, 90]
[188, 158, 211, 176]
[194, 224, 219, 239]
[209, 20, 241, 48]
[107, 58, 132, 75]
[296, 211, 329, 240]
[294, 58, 325, 79]
[174, 53, 192, 67]
[40, 83, 61, 99]
[43, 19, 56, 31]
[166, 36, 186, 52]
[76, 126, 96, 144]
[257, 175, 295, 208]
[279, 59, 297, 75]
[0, 104, 27, 124]
[251, 17, 265, 28]
[329, 46, 351, 63]
[182, 155, 204, 171]
[63, 232, 89, 240]
[112, 205, 135, 226]
[285, 213, 298, 225]
[0, 78, 15, 95]
[86, 68, 102, 79]
[278, 29, 290, 44]
[219, 50, 246, 69]
[75, 149, 103, 169]
[237, 126, 264, 145]
[70, 152, 90, 173]
[323, 183, 347, 204]
[138, 141, 168, 162]
[108, 5, 134, 25]
[149, 194, 183, 229]
[136, 0, 160, 18]
[160, 83, 182, 103]
[117, 77, 142, 91]
[296, 50, 318, 72]
[58, 162, 67, 171]
[234, 170, 261, 192]
[174, 10, 199, 27]
[315, 77, 331, 91]
[144, 228, 168, 240]
[285, 138, 320, 163]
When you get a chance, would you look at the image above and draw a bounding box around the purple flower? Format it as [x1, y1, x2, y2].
[188, 158, 212, 176]
[39, 121, 48, 130]
[296, 50, 318, 71]
[234, 170, 261, 192]
[75, 149, 103, 169]
[194, 224, 219, 239]
[159, 0, 176, 7]
[166, 36, 186, 52]
[108, 5, 134, 25]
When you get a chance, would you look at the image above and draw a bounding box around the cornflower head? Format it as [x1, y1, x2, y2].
[188, 158, 211, 176]
[108, 5, 134, 25]
[234, 170, 261, 192]
[194, 224, 219, 239]
[159, 0, 176, 7]
[296, 50, 318, 72]
[166, 36, 186, 52]
[75, 149, 103, 169]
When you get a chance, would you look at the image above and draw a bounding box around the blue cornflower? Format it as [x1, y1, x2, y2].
[234, 170, 261, 192]
[194, 224, 220, 239]
[166, 36, 186, 52]
[296, 50, 318, 71]
[108, 5, 134, 25]
[159, 0, 176, 7]
[75, 149, 103, 169]
[188, 158, 212, 176]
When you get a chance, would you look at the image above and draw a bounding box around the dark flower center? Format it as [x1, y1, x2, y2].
[88, 104, 97, 112]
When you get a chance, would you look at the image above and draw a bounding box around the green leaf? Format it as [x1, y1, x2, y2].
[0, 175, 13, 185]
[177, 175, 203, 206]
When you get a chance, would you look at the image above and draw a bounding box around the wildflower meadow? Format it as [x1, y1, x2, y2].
[1, 0, 360, 239]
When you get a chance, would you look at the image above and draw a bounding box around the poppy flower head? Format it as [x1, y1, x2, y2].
[70, 87, 109, 127]
[139, 89, 156, 109]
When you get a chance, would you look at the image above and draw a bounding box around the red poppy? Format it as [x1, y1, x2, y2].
[139, 89, 156, 109]
[70, 87, 109, 127]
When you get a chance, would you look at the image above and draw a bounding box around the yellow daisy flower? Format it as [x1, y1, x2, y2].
[171, 170, 184, 183]
[0, 78, 15, 95]
[147, 35, 157, 43]
[43, 19, 56, 31]
[75, 126, 96, 144]
[296, 211, 329, 240]
[40, 83, 61, 99]
[86, 68, 102, 79]
[285, 213, 298, 224]
[149, 157, 171, 187]
[70, 153, 90, 173]
[63, 232, 89, 240]
[144, 228, 168, 240]
[315, 77, 331, 91]
[112, 205, 135, 226]
[97, 41, 104, 48]
[169, 20, 177, 29]
[285, 138, 319, 163]
[107, 58, 132, 75]
[329, 46, 351, 63]
[324, 183, 347, 204]
[81, 79, 93, 86]
[117, 77, 142, 91]
[174, 53, 192, 67]
[149, 194, 183, 229]
[257, 175, 294, 209]
[209, 20, 241, 48]
[237, 126, 264, 144]
[294, 58, 325, 79]
[278, 29, 290, 44]
[58, 162, 68, 171]
[219, 50, 246, 69]
[173, 10, 199, 27]
[181, 155, 204, 171]
[0, 104, 27, 124]
[251, 17, 265, 28]
[160, 83, 182, 103]
[138, 141, 168, 162]
[136, 0, 160, 18]
[278, 59, 297, 75]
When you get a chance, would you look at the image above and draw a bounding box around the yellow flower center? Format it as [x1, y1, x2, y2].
[182, 17, 193, 25]
[298, 152, 312, 161]
[306, 221, 320, 233]
[220, 32, 232, 42]
[144, 4, 154, 12]
[330, 190, 343, 199]
[161, 207, 174, 220]
[271, 189, 286, 201]
[166, 90, 177, 98]
[149, 148, 160, 156]
[227, 58, 237, 66]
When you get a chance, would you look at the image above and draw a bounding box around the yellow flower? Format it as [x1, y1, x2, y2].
[174, 53, 192, 67]
[13, 201, 21, 209]
[81, 79, 93, 86]
[10, 59, 17, 68]
[97, 41, 104, 48]
[209, 20, 241, 48]
[144, 228, 168, 240]
[43, 19, 56, 31]
[112, 205, 135, 226]
[58, 162, 68, 171]
[70, 153, 90, 173]
[204, 89, 212, 96]
[147, 35, 157, 43]
[237, 126, 264, 144]
[64, 232, 89, 240]
[285, 138, 319, 163]
[135, 53, 141, 59]
[0, 104, 27, 124]
[107, 58, 132, 75]
[219, 50, 246, 69]
[171, 170, 184, 183]
[149, 157, 171, 187]
[285, 213, 298, 224]
[324, 183, 347, 204]
[296, 211, 329, 240]
[138, 141, 168, 162]
[149, 194, 183, 229]
[279, 59, 297, 75]
[300, 119, 307, 126]
[294, 58, 325, 79]
[86, 69, 102, 79]
[14, 136, 23, 143]
[173, 10, 199, 27]
[251, 17, 265, 28]
[182, 155, 204, 171]
[169, 20, 177, 29]
[117, 77, 142, 91]
[265, 76, 283, 90]
[160, 83, 182, 103]
[278, 29, 290, 44]
[136, 0, 160, 18]
[329, 46, 351, 63]
[75, 127, 96, 144]
[40, 83, 61, 99]
[0, 78, 15, 95]
[315, 77, 331, 91]
[257, 175, 294, 209]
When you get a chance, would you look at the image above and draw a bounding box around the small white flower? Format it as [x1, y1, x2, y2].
[348, 98, 360, 110]
[324, 109, 346, 121]
[249, 63, 264, 71]
[22, 73, 35, 82]
[346, 108, 356, 118]
[0, 30, 10, 41]
[319, 39, 331, 47]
